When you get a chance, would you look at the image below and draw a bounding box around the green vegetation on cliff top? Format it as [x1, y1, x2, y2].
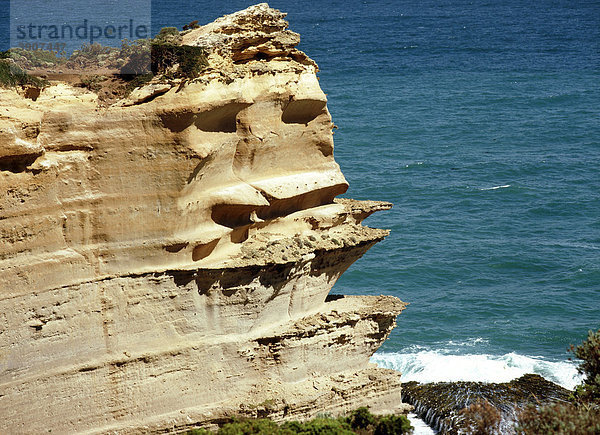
[0, 26, 207, 93]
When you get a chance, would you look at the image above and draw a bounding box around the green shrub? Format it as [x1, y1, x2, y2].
[374, 415, 413, 435]
[570, 328, 600, 403]
[516, 402, 600, 435]
[218, 418, 281, 435]
[279, 421, 303, 433]
[123, 73, 154, 93]
[188, 409, 414, 435]
[459, 400, 502, 435]
[75, 43, 112, 58]
[67, 43, 117, 69]
[79, 75, 106, 91]
[281, 417, 354, 434]
[119, 39, 151, 75]
[150, 42, 207, 78]
[0, 59, 47, 88]
[347, 407, 376, 430]
[7, 47, 66, 68]
[514, 329, 600, 434]
[183, 20, 200, 31]
[154, 27, 181, 44]
[157, 27, 179, 37]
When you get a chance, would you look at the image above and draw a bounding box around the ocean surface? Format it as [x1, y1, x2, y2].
[2, 0, 599, 392]
[158, 0, 597, 391]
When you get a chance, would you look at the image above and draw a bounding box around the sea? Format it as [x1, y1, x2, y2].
[2, 0, 599, 412]
[148, 0, 599, 392]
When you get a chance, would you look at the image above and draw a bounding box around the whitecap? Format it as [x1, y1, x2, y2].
[370, 351, 582, 390]
[445, 337, 489, 347]
[479, 184, 511, 191]
[403, 161, 424, 168]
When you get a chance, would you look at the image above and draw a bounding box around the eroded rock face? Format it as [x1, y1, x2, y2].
[0, 4, 407, 433]
[402, 374, 571, 434]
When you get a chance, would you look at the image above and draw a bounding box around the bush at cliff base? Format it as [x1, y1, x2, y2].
[460, 400, 502, 434]
[515, 328, 600, 435]
[456, 329, 600, 434]
[517, 402, 600, 434]
[186, 408, 414, 434]
[571, 327, 600, 403]
[347, 407, 376, 429]
[374, 415, 414, 435]
[214, 417, 356, 435]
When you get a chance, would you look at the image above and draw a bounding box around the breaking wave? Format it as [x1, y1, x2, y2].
[371, 350, 582, 390]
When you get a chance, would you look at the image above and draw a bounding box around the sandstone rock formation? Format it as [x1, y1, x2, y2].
[403, 374, 571, 434]
[0, 4, 408, 433]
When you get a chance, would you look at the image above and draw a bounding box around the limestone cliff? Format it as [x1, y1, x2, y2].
[0, 4, 408, 433]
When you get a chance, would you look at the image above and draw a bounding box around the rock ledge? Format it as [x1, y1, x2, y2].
[0, 4, 407, 433]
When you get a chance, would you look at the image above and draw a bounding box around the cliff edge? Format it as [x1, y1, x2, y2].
[0, 4, 408, 433]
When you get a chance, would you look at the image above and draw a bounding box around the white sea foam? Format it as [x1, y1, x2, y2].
[407, 413, 435, 435]
[445, 337, 489, 347]
[371, 351, 582, 390]
[480, 184, 511, 191]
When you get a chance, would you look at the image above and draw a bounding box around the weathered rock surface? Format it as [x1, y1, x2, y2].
[0, 3, 408, 434]
[402, 374, 571, 434]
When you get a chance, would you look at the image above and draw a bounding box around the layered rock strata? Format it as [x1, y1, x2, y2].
[0, 4, 408, 433]
[403, 374, 571, 434]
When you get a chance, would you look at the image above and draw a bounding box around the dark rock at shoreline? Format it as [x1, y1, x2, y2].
[402, 374, 571, 434]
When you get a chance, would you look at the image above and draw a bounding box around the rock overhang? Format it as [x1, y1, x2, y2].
[0, 4, 408, 433]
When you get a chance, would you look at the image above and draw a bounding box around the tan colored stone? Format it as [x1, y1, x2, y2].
[0, 4, 407, 433]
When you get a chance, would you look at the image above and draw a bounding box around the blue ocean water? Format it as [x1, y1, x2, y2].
[300, 0, 600, 388]
[2, 0, 598, 388]
[213, 0, 597, 388]
[299, 0, 600, 388]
